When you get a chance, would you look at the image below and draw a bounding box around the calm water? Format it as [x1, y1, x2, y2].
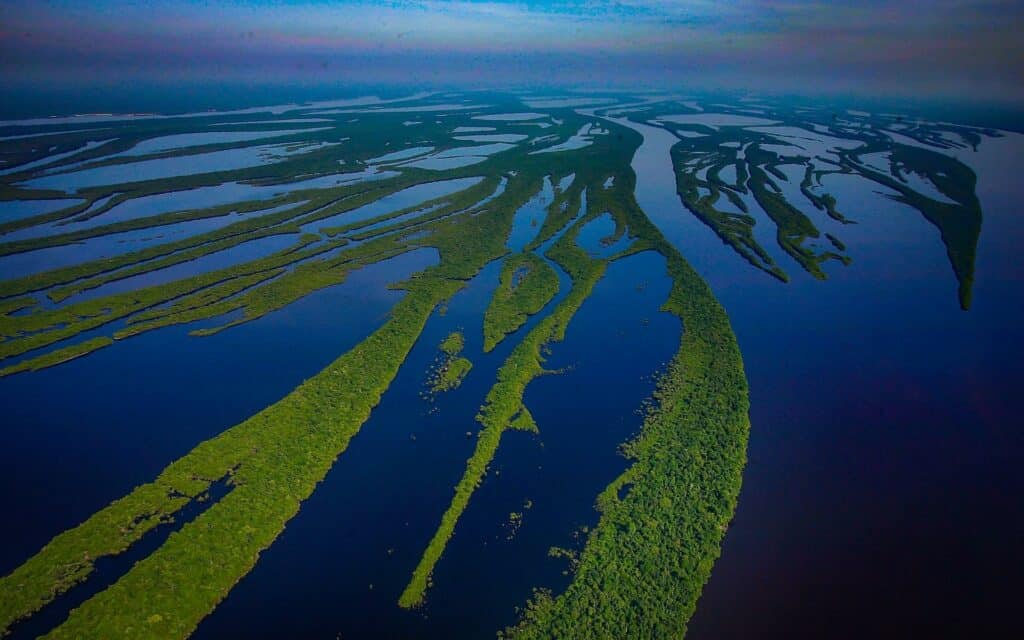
[0, 249, 439, 582]
[192, 237, 677, 639]
[1, 95, 1020, 638]
[620, 118, 1024, 638]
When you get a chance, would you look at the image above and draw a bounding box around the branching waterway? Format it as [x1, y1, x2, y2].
[0, 91, 1019, 639]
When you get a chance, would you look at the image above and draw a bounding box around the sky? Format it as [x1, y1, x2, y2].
[1, 0, 1022, 103]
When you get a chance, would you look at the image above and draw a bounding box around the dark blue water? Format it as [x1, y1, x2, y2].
[192, 257, 514, 639]
[1, 103, 1021, 640]
[192, 242, 677, 638]
[575, 211, 634, 258]
[506, 177, 553, 252]
[0, 248, 438, 579]
[620, 118, 1024, 638]
[6, 479, 234, 640]
[0, 198, 84, 222]
[421, 250, 676, 633]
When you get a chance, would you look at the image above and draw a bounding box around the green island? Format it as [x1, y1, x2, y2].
[430, 331, 473, 393]
[482, 253, 561, 352]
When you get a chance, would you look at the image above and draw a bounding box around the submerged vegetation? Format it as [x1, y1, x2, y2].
[0, 90, 992, 638]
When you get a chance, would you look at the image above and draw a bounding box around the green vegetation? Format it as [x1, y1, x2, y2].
[0, 96, 585, 636]
[0, 295, 37, 315]
[800, 165, 850, 223]
[745, 158, 847, 280]
[400, 127, 674, 610]
[841, 143, 982, 309]
[547, 546, 580, 574]
[0, 176, 506, 376]
[669, 136, 851, 282]
[430, 331, 473, 393]
[502, 173, 751, 640]
[641, 99, 987, 305]
[0, 336, 114, 377]
[399, 238, 605, 609]
[439, 331, 465, 356]
[673, 160, 787, 282]
[506, 511, 524, 540]
[0, 190, 521, 633]
[0, 91, 990, 638]
[432, 357, 472, 392]
[483, 253, 560, 351]
[14, 281, 458, 639]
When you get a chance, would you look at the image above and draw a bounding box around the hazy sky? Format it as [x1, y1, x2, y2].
[1, 0, 1022, 101]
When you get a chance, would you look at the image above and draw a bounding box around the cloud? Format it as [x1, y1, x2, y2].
[0, 0, 1021, 100]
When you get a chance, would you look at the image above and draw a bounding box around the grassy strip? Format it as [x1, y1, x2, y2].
[321, 176, 499, 238]
[39, 176, 483, 333]
[482, 253, 560, 352]
[44, 227, 299, 304]
[0, 199, 313, 301]
[2, 201, 435, 360]
[525, 177, 581, 253]
[111, 194, 502, 341]
[114, 270, 286, 338]
[187, 245, 411, 337]
[0, 296, 36, 315]
[0, 198, 94, 236]
[112, 237, 410, 341]
[0, 337, 114, 377]
[100, 173, 537, 345]
[2, 178, 492, 373]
